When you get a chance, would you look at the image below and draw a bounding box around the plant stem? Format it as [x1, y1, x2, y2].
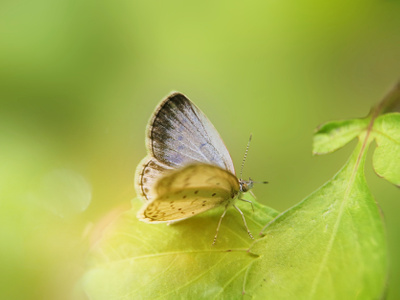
[376, 80, 400, 115]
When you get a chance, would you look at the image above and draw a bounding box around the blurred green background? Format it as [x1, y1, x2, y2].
[1, 1, 400, 299]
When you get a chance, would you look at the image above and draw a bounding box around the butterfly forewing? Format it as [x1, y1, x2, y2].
[146, 93, 235, 172]
[137, 164, 240, 222]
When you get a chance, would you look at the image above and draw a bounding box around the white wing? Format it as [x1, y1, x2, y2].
[147, 92, 234, 171]
[135, 92, 235, 201]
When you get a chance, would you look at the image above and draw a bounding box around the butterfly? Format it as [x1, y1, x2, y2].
[135, 92, 264, 244]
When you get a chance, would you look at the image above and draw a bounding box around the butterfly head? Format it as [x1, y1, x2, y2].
[239, 177, 268, 193]
[239, 178, 254, 193]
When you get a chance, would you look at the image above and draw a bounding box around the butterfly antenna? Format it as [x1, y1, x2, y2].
[240, 134, 252, 180]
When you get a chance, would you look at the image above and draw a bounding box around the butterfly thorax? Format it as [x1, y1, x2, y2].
[239, 178, 254, 193]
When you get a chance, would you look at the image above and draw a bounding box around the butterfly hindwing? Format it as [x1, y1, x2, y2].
[155, 164, 239, 196]
[137, 164, 240, 222]
[135, 157, 173, 201]
[138, 193, 227, 222]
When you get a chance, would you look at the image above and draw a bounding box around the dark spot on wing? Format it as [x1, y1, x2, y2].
[212, 193, 216, 196]
[183, 195, 187, 199]
[194, 190, 199, 194]
[200, 142, 207, 149]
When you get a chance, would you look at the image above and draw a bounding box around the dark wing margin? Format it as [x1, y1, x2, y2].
[135, 156, 172, 201]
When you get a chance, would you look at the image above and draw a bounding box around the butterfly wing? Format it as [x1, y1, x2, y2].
[135, 157, 173, 201]
[147, 92, 235, 171]
[135, 92, 235, 201]
[137, 164, 240, 222]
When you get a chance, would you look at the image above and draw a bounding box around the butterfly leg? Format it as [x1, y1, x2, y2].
[212, 203, 229, 246]
[233, 204, 254, 240]
[238, 198, 254, 212]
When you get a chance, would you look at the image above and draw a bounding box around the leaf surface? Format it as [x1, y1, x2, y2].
[247, 140, 387, 299]
[82, 111, 395, 299]
[82, 198, 279, 300]
[373, 113, 400, 186]
[313, 119, 369, 155]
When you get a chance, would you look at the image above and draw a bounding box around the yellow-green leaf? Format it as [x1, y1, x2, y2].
[313, 119, 369, 155]
[82, 198, 278, 299]
[373, 113, 400, 186]
[247, 140, 387, 299]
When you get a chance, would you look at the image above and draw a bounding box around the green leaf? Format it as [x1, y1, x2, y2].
[82, 111, 393, 299]
[82, 138, 387, 299]
[82, 198, 279, 299]
[247, 140, 387, 299]
[373, 112, 400, 186]
[313, 119, 369, 155]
